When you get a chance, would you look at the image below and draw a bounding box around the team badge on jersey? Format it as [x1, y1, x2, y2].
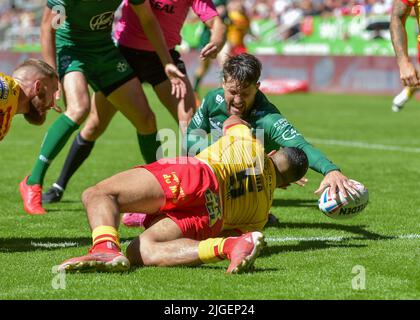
[117, 61, 128, 73]
[59, 55, 72, 71]
[0, 77, 9, 101]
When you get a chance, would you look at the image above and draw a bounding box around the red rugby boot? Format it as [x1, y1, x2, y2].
[58, 244, 130, 273]
[225, 231, 265, 274]
[19, 176, 46, 215]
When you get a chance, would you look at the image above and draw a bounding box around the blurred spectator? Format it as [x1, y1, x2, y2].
[278, 1, 303, 40]
[0, 0, 43, 49]
[227, 0, 251, 55]
[0, 0, 395, 51]
[370, 0, 392, 15]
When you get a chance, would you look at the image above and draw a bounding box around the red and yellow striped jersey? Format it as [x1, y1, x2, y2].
[195, 124, 276, 233]
[0, 73, 20, 141]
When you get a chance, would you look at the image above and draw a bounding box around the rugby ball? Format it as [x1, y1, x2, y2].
[318, 180, 369, 219]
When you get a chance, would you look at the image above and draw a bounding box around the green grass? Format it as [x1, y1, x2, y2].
[1, 87, 420, 300]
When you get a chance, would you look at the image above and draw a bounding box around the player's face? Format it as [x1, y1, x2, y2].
[30, 77, 58, 113]
[223, 77, 259, 117]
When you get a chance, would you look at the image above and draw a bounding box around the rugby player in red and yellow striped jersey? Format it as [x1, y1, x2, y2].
[0, 59, 58, 142]
[58, 115, 308, 274]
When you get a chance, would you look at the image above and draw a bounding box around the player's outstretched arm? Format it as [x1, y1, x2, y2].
[130, 1, 186, 99]
[390, 0, 420, 87]
[200, 16, 227, 60]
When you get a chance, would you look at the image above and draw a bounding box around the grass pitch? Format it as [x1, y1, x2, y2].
[1, 87, 420, 300]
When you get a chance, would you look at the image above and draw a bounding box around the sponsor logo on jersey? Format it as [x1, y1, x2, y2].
[273, 118, 289, 132]
[281, 128, 300, 141]
[0, 77, 9, 101]
[204, 189, 222, 227]
[192, 109, 204, 127]
[215, 94, 224, 105]
[150, 0, 176, 14]
[272, 115, 301, 140]
[90, 11, 114, 31]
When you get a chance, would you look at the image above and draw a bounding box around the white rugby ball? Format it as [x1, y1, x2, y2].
[318, 180, 369, 219]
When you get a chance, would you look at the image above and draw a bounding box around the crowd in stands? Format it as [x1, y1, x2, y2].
[0, 0, 42, 49]
[243, 0, 393, 41]
[246, 0, 392, 20]
[0, 0, 393, 49]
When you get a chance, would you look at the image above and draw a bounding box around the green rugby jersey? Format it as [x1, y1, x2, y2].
[47, 0, 144, 51]
[185, 88, 339, 176]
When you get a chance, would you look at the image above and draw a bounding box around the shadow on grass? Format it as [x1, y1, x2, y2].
[261, 222, 394, 257]
[261, 242, 366, 258]
[274, 222, 393, 240]
[190, 265, 279, 274]
[0, 237, 135, 253]
[54, 199, 81, 204]
[271, 198, 317, 208]
[45, 208, 84, 212]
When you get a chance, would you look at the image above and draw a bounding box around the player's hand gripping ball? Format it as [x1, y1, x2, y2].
[318, 180, 369, 219]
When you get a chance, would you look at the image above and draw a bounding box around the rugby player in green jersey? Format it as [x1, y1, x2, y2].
[186, 53, 358, 199]
[123, 53, 359, 228]
[19, 0, 186, 215]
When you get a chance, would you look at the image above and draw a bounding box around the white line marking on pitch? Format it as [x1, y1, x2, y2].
[308, 138, 420, 153]
[30, 241, 79, 248]
[5, 138, 420, 154]
[266, 234, 420, 243]
[27, 234, 420, 249]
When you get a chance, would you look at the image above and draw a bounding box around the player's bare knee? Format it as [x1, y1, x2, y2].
[65, 105, 90, 124]
[82, 120, 103, 141]
[144, 111, 156, 129]
[135, 110, 156, 133]
[138, 235, 159, 266]
[81, 185, 100, 206]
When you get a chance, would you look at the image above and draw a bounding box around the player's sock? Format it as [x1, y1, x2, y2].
[91, 225, 121, 253]
[398, 87, 413, 103]
[137, 131, 161, 164]
[198, 237, 227, 264]
[27, 114, 79, 186]
[55, 132, 95, 190]
[407, 87, 413, 97]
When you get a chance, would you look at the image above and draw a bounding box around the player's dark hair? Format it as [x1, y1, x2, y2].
[222, 53, 262, 87]
[281, 147, 309, 182]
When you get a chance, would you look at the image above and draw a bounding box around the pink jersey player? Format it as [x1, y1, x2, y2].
[115, 0, 219, 51]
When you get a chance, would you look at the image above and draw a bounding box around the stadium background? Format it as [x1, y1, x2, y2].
[0, 0, 417, 94]
[1, 0, 420, 301]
